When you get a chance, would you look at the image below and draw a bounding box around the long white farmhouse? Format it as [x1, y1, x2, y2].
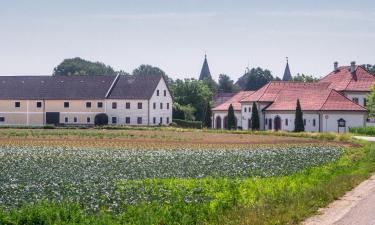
[212, 62, 375, 132]
[0, 74, 172, 126]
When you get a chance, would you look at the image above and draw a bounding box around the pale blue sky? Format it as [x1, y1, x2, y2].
[1, 0, 375, 81]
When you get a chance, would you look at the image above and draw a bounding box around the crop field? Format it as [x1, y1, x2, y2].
[0, 128, 374, 225]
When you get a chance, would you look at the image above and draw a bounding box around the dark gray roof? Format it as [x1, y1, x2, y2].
[282, 60, 292, 81]
[199, 55, 212, 80]
[108, 74, 162, 99]
[0, 75, 163, 100]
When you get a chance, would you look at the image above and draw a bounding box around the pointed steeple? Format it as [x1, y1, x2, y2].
[199, 54, 212, 80]
[282, 57, 292, 81]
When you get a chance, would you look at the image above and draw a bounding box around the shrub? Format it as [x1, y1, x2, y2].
[350, 126, 375, 136]
[294, 99, 305, 132]
[94, 113, 109, 126]
[227, 104, 236, 130]
[173, 119, 202, 129]
[251, 102, 260, 130]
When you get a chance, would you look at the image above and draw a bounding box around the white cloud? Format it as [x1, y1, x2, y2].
[92, 12, 219, 20]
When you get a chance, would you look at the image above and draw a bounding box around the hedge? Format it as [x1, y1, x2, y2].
[350, 126, 375, 136]
[173, 119, 202, 129]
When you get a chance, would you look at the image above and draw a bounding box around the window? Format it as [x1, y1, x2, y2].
[0, 117, 5, 122]
[153, 117, 156, 124]
[244, 108, 247, 113]
[86, 102, 92, 108]
[167, 117, 170, 124]
[138, 102, 142, 109]
[249, 107, 251, 113]
[303, 119, 306, 126]
[160, 103, 163, 109]
[157, 90, 160, 96]
[164, 90, 167, 96]
[64, 102, 69, 108]
[167, 103, 170, 110]
[97, 102, 103, 108]
[160, 117, 163, 124]
[112, 117, 117, 124]
[74, 117, 77, 123]
[112, 102, 117, 109]
[137, 117, 142, 124]
[126, 102, 130, 109]
[265, 118, 268, 125]
[125, 117, 130, 124]
[36, 102, 42, 108]
[64, 117, 68, 123]
[352, 97, 359, 104]
[285, 119, 288, 126]
[313, 119, 316, 127]
[364, 98, 367, 107]
[15, 102, 20, 108]
[87, 117, 91, 123]
[153, 102, 156, 109]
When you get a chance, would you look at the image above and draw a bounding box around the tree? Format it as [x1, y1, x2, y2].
[251, 102, 260, 130]
[292, 73, 318, 82]
[132, 64, 173, 85]
[227, 104, 236, 130]
[294, 99, 305, 132]
[172, 103, 196, 121]
[203, 101, 212, 128]
[362, 64, 375, 75]
[218, 74, 240, 93]
[244, 67, 274, 91]
[53, 57, 117, 76]
[367, 85, 375, 118]
[94, 113, 109, 126]
[202, 77, 218, 93]
[171, 79, 212, 121]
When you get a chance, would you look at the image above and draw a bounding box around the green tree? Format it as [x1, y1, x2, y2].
[132, 64, 173, 85]
[251, 102, 260, 130]
[218, 74, 240, 93]
[203, 101, 212, 128]
[53, 57, 117, 76]
[292, 73, 318, 82]
[227, 104, 236, 130]
[171, 79, 212, 121]
[172, 103, 196, 121]
[367, 85, 375, 118]
[362, 64, 375, 75]
[244, 67, 274, 91]
[202, 77, 218, 93]
[294, 99, 305, 132]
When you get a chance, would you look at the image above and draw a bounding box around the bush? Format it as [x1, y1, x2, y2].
[173, 119, 202, 129]
[94, 113, 109, 126]
[350, 127, 375, 136]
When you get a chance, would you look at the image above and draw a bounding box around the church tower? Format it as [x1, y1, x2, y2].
[199, 54, 212, 80]
[282, 57, 292, 81]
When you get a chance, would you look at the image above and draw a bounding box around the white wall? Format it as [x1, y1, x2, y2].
[321, 112, 366, 132]
[241, 102, 269, 130]
[105, 99, 149, 125]
[149, 78, 173, 126]
[344, 92, 370, 107]
[264, 112, 320, 132]
[212, 111, 241, 129]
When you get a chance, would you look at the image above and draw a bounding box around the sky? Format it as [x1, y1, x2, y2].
[1, 0, 375, 81]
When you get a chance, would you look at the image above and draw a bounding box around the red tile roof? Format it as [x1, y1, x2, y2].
[212, 91, 254, 111]
[319, 66, 375, 92]
[265, 88, 366, 112]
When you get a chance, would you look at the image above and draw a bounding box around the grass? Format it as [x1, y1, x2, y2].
[350, 126, 375, 136]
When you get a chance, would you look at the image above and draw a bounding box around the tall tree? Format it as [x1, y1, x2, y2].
[132, 64, 173, 85]
[244, 67, 274, 91]
[203, 101, 212, 128]
[367, 85, 375, 118]
[202, 77, 218, 94]
[171, 79, 212, 122]
[294, 99, 305, 132]
[53, 57, 117, 76]
[251, 102, 260, 130]
[227, 104, 236, 130]
[218, 74, 240, 93]
[172, 103, 196, 121]
[292, 73, 318, 83]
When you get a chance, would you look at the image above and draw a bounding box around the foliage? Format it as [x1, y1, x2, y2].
[251, 102, 260, 130]
[367, 84, 375, 117]
[171, 79, 212, 121]
[53, 57, 117, 76]
[362, 64, 375, 75]
[202, 77, 218, 93]
[350, 126, 375, 136]
[94, 113, 109, 126]
[218, 74, 240, 93]
[227, 104, 236, 130]
[203, 101, 212, 128]
[172, 102, 196, 121]
[244, 67, 274, 91]
[292, 73, 318, 82]
[173, 119, 202, 129]
[294, 99, 305, 132]
[132, 64, 173, 85]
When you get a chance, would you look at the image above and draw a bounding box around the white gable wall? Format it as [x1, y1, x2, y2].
[343, 91, 369, 107]
[149, 78, 173, 126]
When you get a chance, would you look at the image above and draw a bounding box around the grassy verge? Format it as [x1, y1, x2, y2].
[0, 140, 374, 224]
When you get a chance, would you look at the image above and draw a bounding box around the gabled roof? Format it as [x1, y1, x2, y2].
[319, 66, 375, 92]
[199, 55, 212, 80]
[212, 91, 255, 111]
[265, 88, 366, 112]
[240, 81, 330, 102]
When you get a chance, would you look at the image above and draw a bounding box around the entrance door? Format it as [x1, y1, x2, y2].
[274, 116, 282, 131]
[216, 116, 222, 129]
[268, 118, 272, 130]
[46, 112, 60, 125]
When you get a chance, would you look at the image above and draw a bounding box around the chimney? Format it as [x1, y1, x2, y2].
[334, 61, 339, 72]
[350, 61, 356, 73]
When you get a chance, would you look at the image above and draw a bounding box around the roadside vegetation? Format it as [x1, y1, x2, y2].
[0, 128, 374, 224]
[350, 126, 375, 136]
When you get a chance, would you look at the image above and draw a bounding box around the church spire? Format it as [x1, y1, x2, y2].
[282, 57, 292, 81]
[199, 54, 212, 80]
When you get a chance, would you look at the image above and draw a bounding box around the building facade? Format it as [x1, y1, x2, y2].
[0, 74, 172, 126]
